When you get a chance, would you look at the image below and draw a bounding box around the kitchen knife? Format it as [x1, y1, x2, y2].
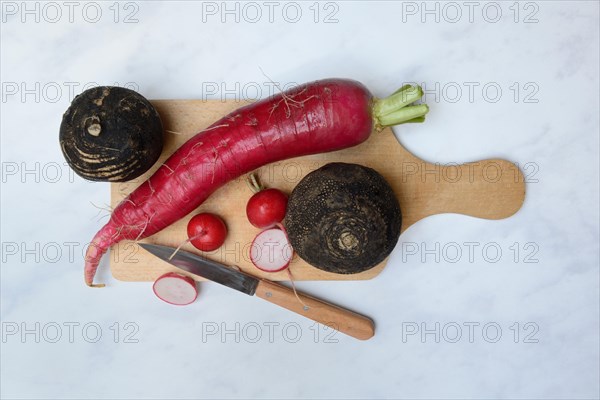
[139, 243, 375, 340]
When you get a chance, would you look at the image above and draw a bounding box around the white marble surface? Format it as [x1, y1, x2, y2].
[1, 1, 599, 399]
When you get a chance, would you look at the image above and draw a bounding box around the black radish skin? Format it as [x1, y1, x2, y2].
[59, 86, 163, 182]
[285, 163, 402, 274]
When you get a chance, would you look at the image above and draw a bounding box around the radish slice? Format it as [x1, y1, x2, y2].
[153, 272, 198, 305]
[250, 227, 293, 272]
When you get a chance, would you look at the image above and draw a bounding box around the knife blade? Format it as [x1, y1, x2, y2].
[139, 242, 375, 340]
[139, 243, 259, 295]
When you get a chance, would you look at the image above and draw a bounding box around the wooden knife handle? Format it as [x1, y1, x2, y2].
[255, 280, 375, 340]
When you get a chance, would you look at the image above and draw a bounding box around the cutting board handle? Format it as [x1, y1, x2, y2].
[400, 158, 526, 228]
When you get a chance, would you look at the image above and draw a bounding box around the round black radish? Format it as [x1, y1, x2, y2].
[59, 86, 163, 182]
[285, 162, 402, 274]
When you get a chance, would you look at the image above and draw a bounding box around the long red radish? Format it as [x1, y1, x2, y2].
[250, 227, 293, 272]
[84, 79, 428, 287]
[153, 272, 198, 305]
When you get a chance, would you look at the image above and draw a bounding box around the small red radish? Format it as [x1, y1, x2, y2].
[250, 227, 293, 272]
[246, 174, 288, 229]
[153, 272, 198, 305]
[187, 213, 227, 252]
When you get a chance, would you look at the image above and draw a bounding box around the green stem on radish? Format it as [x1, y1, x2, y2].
[390, 84, 413, 96]
[372, 85, 429, 130]
[246, 173, 262, 194]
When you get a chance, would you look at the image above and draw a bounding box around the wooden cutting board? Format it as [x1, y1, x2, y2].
[110, 100, 525, 282]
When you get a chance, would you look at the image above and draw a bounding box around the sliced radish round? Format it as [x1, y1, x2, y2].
[250, 227, 293, 272]
[153, 272, 198, 306]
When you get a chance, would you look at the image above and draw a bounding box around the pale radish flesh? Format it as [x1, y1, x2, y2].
[250, 228, 293, 272]
[153, 272, 198, 305]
